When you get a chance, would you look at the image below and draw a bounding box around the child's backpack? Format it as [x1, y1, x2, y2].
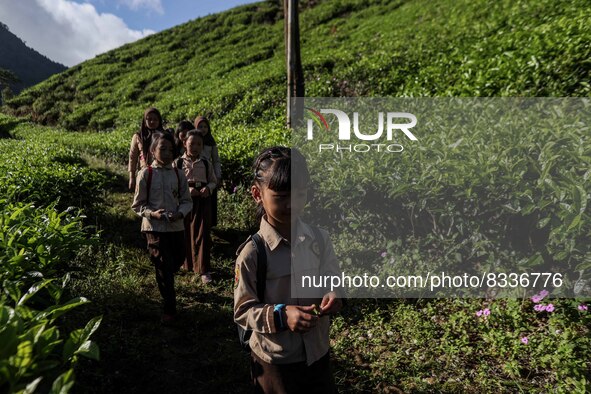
[237, 226, 325, 352]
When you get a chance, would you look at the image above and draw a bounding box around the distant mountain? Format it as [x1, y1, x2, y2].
[0, 22, 66, 94]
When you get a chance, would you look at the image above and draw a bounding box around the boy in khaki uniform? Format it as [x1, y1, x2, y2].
[234, 147, 343, 393]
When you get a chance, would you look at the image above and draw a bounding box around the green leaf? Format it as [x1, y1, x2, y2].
[18, 280, 54, 306]
[50, 369, 75, 394]
[23, 377, 43, 394]
[537, 217, 551, 229]
[11, 340, 33, 369]
[80, 316, 102, 344]
[567, 214, 581, 232]
[39, 297, 89, 321]
[76, 340, 100, 361]
[522, 253, 544, 268]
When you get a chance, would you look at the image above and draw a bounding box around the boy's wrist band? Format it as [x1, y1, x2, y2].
[274, 304, 286, 330]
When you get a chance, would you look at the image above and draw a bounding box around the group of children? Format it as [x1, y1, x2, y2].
[129, 107, 342, 393]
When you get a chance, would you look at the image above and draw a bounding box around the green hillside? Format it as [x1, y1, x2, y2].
[3, 0, 589, 183]
[5, 0, 590, 128]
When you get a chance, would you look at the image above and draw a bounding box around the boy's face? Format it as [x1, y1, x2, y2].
[179, 131, 188, 143]
[185, 135, 203, 157]
[145, 112, 160, 130]
[252, 185, 308, 226]
[152, 139, 174, 165]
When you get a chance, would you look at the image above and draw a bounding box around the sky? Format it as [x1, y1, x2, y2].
[0, 0, 259, 67]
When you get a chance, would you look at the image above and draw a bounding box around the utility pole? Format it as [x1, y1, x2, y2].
[285, 0, 304, 129]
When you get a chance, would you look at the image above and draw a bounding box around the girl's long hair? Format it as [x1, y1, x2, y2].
[138, 107, 164, 160]
[194, 116, 216, 146]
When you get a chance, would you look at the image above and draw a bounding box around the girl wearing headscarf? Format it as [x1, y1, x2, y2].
[194, 116, 222, 226]
[128, 107, 165, 190]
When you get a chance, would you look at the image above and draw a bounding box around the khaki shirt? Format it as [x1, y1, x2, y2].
[128, 133, 153, 174]
[234, 217, 342, 366]
[201, 144, 222, 184]
[176, 154, 217, 193]
[131, 162, 192, 232]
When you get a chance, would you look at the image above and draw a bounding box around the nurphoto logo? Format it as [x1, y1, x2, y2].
[305, 107, 418, 153]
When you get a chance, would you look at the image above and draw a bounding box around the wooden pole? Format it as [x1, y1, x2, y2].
[285, 0, 304, 129]
[285, 0, 292, 128]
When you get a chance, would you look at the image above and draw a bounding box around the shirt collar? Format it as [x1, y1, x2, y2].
[182, 154, 204, 163]
[259, 216, 284, 251]
[151, 161, 173, 169]
[259, 216, 314, 251]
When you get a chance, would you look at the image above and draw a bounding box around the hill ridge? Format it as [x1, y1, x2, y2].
[0, 22, 66, 94]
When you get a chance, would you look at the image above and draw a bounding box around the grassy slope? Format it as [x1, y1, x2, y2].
[3, 0, 590, 181]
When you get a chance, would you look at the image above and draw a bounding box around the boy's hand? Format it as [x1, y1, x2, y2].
[129, 177, 136, 191]
[169, 212, 183, 222]
[199, 187, 210, 197]
[285, 305, 319, 333]
[320, 292, 342, 315]
[151, 209, 166, 220]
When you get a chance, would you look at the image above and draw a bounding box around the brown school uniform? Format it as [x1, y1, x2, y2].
[128, 132, 153, 175]
[177, 154, 217, 274]
[194, 116, 222, 227]
[234, 217, 342, 393]
[132, 162, 192, 315]
[128, 108, 165, 178]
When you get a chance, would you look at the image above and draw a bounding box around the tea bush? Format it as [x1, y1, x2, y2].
[0, 116, 105, 392]
[3, 0, 589, 184]
[0, 201, 101, 393]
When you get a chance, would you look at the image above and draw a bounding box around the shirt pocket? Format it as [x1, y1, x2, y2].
[148, 180, 163, 203]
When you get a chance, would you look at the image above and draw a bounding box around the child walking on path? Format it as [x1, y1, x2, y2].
[194, 116, 222, 226]
[174, 120, 193, 158]
[128, 107, 165, 190]
[131, 132, 192, 324]
[234, 146, 343, 393]
[176, 131, 217, 284]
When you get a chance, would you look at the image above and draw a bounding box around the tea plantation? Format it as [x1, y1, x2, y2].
[1, 0, 590, 392]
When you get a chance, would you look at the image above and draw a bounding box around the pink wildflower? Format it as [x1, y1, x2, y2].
[521, 337, 529, 345]
[534, 304, 546, 312]
[380, 251, 387, 258]
[476, 310, 483, 317]
[545, 304, 555, 313]
[578, 304, 588, 312]
[483, 308, 490, 316]
[539, 290, 549, 298]
[531, 295, 542, 303]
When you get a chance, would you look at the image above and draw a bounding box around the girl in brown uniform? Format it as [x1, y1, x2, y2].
[132, 132, 192, 324]
[194, 116, 222, 226]
[128, 107, 165, 190]
[176, 131, 217, 284]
